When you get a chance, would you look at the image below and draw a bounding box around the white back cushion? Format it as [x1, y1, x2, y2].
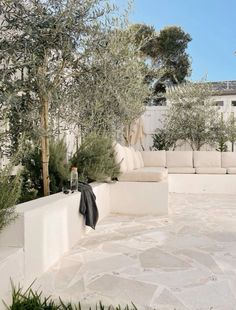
[141, 151, 166, 167]
[138, 152, 144, 168]
[130, 148, 140, 169]
[125, 147, 134, 171]
[113, 143, 127, 173]
[194, 151, 221, 168]
[166, 151, 193, 168]
[222, 152, 236, 168]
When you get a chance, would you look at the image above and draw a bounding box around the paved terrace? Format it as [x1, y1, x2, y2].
[36, 194, 236, 310]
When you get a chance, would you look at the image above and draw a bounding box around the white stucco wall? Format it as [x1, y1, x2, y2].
[142, 94, 236, 151]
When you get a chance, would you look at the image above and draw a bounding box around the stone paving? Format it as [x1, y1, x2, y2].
[35, 193, 236, 310]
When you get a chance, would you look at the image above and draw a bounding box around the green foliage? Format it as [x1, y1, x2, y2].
[66, 25, 150, 138]
[154, 26, 192, 84]
[20, 139, 69, 202]
[6, 284, 139, 310]
[0, 162, 21, 233]
[152, 129, 176, 151]
[71, 134, 120, 183]
[165, 82, 220, 150]
[129, 24, 191, 107]
[49, 139, 70, 194]
[0, 0, 120, 195]
[226, 114, 236, 152]
[214, 115, 228, 152]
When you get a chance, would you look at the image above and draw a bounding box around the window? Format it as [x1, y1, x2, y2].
[214, 101, 224, 107]
[232, 101, 236, 107]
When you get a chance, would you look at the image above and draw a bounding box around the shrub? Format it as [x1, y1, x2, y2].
[20, 139, 69, 202]
[0, 162, 22, 233]
[152, 129, 176, 151]
[71, 133, 120, 183]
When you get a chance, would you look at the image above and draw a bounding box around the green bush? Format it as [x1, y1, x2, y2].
[0, 162, 22, 233]
[20, 139, 69, 203]
[5, 284, 138, 310]
[152, 129, 176, 151]
[71, 133, 120, 183]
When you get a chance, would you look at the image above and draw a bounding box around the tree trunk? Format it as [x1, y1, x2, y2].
[232, 141, 235, 152]
[41, 98, 50, 196]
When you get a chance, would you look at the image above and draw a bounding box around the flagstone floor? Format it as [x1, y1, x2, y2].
[35, 193, 236, 310]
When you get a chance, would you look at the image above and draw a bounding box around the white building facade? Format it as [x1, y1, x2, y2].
[142, 81, 236, 151]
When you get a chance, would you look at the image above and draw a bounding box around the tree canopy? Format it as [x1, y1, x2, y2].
[0, 0, 149, 195]
[165, 82, 220, 150]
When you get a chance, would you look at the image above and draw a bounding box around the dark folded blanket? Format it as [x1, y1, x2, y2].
[78, 182, 99, 230]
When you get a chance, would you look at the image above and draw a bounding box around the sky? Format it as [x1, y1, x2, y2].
[115, 0, 236, 82]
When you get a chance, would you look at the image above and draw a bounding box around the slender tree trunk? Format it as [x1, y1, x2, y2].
[41, 97, 50, 196]
[232, 141, 235, 152]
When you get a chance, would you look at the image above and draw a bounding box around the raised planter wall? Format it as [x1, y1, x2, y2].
[0, 182, 110, 306]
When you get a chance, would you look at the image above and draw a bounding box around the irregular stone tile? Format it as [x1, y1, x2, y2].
[139, 247, 191, 270]
[208, 231, 236, 242]
[163, 234, 215, 250]
[55, 264, 83, 290]
[133, 269, 212, 289]
[102, 242, 140, 256]
[88, 274, 158, 306]
[81, 254, 136, 277]
[56, 278, 85, 299]
[35, 193, 236, 309]
[176, 281, 236, 309]
[152, 288, 189, 310]
[176, 249, 223, 274]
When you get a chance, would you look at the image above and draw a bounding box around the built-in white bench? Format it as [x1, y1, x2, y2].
[111, 144, 169, 216]
[0, 183, 110, 307]
[1, 147, 236, 308]
[112, 145, 236, 210]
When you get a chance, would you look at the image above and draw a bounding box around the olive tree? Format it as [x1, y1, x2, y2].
[165, 82, 220, 150]
[0, 0, 117, 196]
[62, 25, 150, 140]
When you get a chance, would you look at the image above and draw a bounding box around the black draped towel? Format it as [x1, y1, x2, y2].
[78, 182, 99, 229]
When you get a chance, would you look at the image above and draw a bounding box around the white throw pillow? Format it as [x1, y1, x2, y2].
[113, 143, 127, 173]
[130, 148, 139, 169]
[222, 152, 236, 168]
[125, 147, 135, 171]
[194, 151, 221, 168]
[166, 151, 193, 168]
[137, 151, 144, 168]
[141, 151, 166, 167]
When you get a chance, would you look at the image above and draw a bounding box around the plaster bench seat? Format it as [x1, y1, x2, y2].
[227, 168, 236, 174]
[168, 167, 195, 174]
[118, 167, 167, 182]
[195, 167, 226, 174]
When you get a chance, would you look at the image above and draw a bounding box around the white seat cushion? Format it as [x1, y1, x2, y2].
[195, 167, 226, 174]
[166, 151, 193, 168]
[118, 167, 167, 182]
[194, 151, 221, 168]
[141, 151, 166, 167]
[222, 152, 236, 168]
[227, 168, 236, 174]
[114, 143, 127, 173]
[168, 167, 195, 174]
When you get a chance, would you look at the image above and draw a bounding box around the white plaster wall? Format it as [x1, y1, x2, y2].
[143, 95, 236, 151]
[110, 180, 168, 216]
[0, 183, 111, 287]
[169, 174, 236, 194]
[0, 248, 24, 310]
